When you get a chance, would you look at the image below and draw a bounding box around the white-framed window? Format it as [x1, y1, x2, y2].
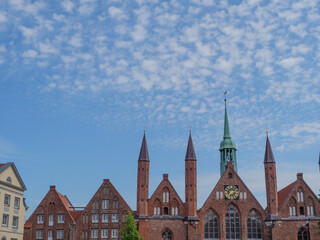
[92, 214, 99, 223]
[111, 228, 118, 238]
[307, 206, 314, 216]
[48, 230, 53, 240]
[220, 191, 223, 199]
[57, 230, 64, 239]
[36, 230, 44, 239]
[290, 206, 296, 216]
[216, 191, 219, 199]
[102, 199, 109, 209]
[244, 192, 247, 200]
[91, 229, 98, 239]
[2, 214, 9, 226]
[4, 194, 10, 206]
[112, 200, 119, 209]
[112, 213, 119, 223]
[49, 214, 54, 226]
[240, 192, 243, 199]
[58, 214, 64, 224]
[297, 192, 300, 202]
[163, 192, 170, 203]
[101, 228, 108, 239]
[175, 207, 178, 215]
[300, 192, 304, 202]
[14, 197, 20, 209]
[102, 213, 109, 223]
[12, 216, 19, 228]
[37, 214, 44, 224]
[154, 207, 160, 215]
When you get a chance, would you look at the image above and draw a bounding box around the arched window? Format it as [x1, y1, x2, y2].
[289, 197, 297, 216]
[225, 204, 240, 239]
[298, 228, 309, 240]
[299, 206, 305, 215]
[162, 229, 173, 240]
[163, 190, 170, 203]
[164, 207, 169, 215]
[6, 177, 12, 183]
[247, 209, 262, 239]
[306, 197, 314, 216]
[204, 209, 219, 239]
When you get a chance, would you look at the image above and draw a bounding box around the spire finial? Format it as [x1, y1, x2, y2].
[224, 91, 227, 102]
[143, 125, 146, 133]
[266, 128, 269, 135]
[188, 126, 192, 133]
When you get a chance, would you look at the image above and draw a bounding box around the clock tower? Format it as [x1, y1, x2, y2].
[219, 97, 237, 176]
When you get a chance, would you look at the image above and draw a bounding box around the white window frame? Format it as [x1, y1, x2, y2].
[92, 214, 99, 223]
[166, 192, 169, 202]
[112, 213, 119, 223]
[111, 229, 118, 238]
[37, 214, 44, 224]
[12, 216, 19, 228]
[216, 191, 219, 199]
[297, 192, 301, 202]
[101, 228, 108, 239]
[49, 214, 54, 226]
[58, 214, 64, 224]
[220, 191, 223, 199]
[175, 207, 178, 215]
[244, 192, 247, 199]
[102, 213, 109, 223]
[91, 229, 98, 239]
[4, 194, 11, 207]
[163, 192, 166, 202]
[48, 230, 53, 240]
[2, 214, 9, 226]
[36, 230, 44, 239]
[300, 192, 304, 202]
[102, 199, 109, 209]
[57, 229, 64, 239]
[171, 207, 175, 215]
[240, 192, 243, 199]
[14, 197, 20, 209]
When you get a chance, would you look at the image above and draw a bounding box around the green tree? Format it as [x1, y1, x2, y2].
[120, 212, 143, 240]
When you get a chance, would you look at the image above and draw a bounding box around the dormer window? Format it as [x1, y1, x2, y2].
[6, 177, 12, 183]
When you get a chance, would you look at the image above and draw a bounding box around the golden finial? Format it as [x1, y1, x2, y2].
[143, 125, 146, 133]
[188, 126, 192, 133]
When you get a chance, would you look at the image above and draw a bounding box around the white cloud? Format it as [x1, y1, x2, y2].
[0, 45, 6, 53]
[61, 0, 74, 13]
[39, 42, 57, 54]
[131, 24, 146, 42]
[214, 58, 234, 74]
[23, 50, 38, 58]
[0, 12, 7, 23]
[277, 57, 304, 69]
[142, 60, 158, 72]
[108, 7, 127, 20]
[69, 35, 83, 47]
[19, 26, 38, 40]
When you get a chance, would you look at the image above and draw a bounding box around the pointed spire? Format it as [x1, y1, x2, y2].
[138, 132, 149, 161]
[223, 98, 231, 139]
[185, 131, 196, 161]
[318, 152, 320, 172]
[264, 132, 275, 164]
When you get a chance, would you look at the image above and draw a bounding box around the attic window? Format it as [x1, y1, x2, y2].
[6, 177, 12, 183]
[228, 173, 233, 179]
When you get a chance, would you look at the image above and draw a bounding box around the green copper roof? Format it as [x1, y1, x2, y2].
[219, 100, 236, 150]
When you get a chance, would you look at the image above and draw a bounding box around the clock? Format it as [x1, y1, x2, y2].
[224, 185, 239, 200]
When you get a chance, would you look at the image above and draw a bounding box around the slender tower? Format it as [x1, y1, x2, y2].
[219, 95, 237, 176]
[137, 130, 150, 217]
[185, 130, 197, 217]
[264, 131, 278, 215]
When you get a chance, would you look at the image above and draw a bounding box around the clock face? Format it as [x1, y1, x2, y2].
[224, 185, 239, 200]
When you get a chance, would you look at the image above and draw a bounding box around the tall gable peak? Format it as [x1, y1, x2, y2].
[264, 134, 275, 164]
[139, 133, 149, 161]
[185, 132, 196, 161]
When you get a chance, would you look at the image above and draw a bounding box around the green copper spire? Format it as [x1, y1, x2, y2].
[219, 95, 237, 176]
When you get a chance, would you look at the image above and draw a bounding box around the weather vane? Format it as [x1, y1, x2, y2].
[224, 91, 227, 102]
[188, 126, 192, 133]
[143, 125, 146, 133]
[266, 128, 269, 134]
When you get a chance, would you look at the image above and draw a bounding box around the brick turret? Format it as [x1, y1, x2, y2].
[137, 132, 150, 217]
[264, 133, 278, 216]
[185, 132, 197, 217]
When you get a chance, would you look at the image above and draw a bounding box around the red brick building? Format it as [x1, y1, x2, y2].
[24, 99, 320, 240]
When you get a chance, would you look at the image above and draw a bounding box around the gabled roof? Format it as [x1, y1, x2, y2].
[277, 181, 297, 209]
[0, 162, 27, 191]
[149, 174, 184, 205]
[69, 211, 82, 221]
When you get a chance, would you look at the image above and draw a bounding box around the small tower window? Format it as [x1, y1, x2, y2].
[228, 173, 233, 179]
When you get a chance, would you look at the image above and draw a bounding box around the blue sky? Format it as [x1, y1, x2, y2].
[0, 0, 319, 216]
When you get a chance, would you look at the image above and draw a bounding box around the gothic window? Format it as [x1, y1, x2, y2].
[112, 199, 119, 209]
[103, 186, 109, 195]
[289, 197, 297, 216]
[225, 204, 240, 239]
[297, 189, 304, 202]
[164, 207, 169, 215]
[204, 209, 219, 239]
[154, 207, 160, 215]
[247, 209, 262, 239]
[298, 228, 309, 240]
[163, 190, 170, 203]
[299, 206, 305, 216]
[162, 229, 173, 240]
[306, 197, 314, 216]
